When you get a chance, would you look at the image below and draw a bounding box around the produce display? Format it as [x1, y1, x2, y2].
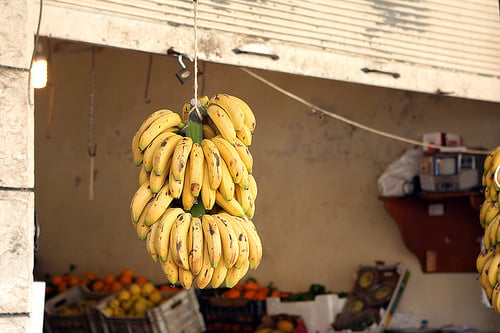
[130, 94, 262, 289]
[476, 146, 500, 312]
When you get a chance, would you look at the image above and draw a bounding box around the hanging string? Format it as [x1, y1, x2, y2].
[28, 0, 44, 106]
[88, 46, 97, 201]
[240, 67, 488, 155]
[190, 0, 203, 119]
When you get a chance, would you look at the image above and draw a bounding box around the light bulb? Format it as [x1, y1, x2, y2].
[31, 55, 47, 89]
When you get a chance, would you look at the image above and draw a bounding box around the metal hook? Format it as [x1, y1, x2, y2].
[178, 54, 187, 69]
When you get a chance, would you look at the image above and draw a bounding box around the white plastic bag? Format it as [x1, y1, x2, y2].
[377, 148, 423, 197]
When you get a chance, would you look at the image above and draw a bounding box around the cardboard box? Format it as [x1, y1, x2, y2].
[266, 293, 346, 333]
[422, 132, 462, 153]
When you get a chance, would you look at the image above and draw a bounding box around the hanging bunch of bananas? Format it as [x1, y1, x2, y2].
[476, 146, 500, 312]
[129, 94, 262, 290]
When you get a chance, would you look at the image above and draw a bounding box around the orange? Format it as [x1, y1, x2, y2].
[223, 288, 241, 299]
[57, 283, 68, 294]
[119, 274, 133, 285]
[243, 279, 259, 291]
[102, 283, 112, 292]
[134, 276, 148, 285]
[84, 272, 98, 281]
[91, 280, 104, 292]
[51, 275, 63, 286]
[68, 275, 81, 287]
[121, 268, 134, 277]
[104, 274, 116, 285]
[242, 290, 256, 299]
[111, 281, 123, 292]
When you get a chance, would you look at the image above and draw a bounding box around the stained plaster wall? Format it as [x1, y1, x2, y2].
[33, 41, 500, 330]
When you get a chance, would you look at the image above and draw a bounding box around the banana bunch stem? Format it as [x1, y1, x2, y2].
[186, 100, 206, 218]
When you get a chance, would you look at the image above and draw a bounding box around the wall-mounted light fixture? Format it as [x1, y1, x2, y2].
[31, 44, 47, 89]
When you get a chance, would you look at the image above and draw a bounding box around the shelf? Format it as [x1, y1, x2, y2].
[380, 192, 484, 273]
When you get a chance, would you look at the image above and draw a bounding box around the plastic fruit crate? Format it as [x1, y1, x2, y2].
[196, 288, 266, 333]
[44, 285, 111, 333]
[97, 288, 205, 333]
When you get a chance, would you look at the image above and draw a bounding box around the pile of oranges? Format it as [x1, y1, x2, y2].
[221, 279, 290, 301]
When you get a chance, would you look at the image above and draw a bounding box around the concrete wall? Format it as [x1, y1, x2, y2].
[0, 0, 35, 332]
[33, 40, 500, 330]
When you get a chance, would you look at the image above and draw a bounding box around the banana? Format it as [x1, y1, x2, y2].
[233, 138, 253, 173]
[490, 187, 499, 202]
[149, 157, 171, 193]
[488, 253, 500, 287]
[236, 216, 263, 269]
[206, 104, 237, 145]
[484, 219, 494, 249]
[131, 109, 173, 165]
[156, 208, 185, 261]
[225, 258, 249, 288]
[188, 217, 204, 276]
[202, 124, 217, 139]
[138, 111, 182, 150]
[215, 191, 246, 217]
[201, 161, 216, 210]
[161, 249, 179, 285]
[201, 214, 222, 268]
[492, 283, 500, 312]
[219, 158, 235, 201]
[170, 212, 192, 271]
[221, 212, 249, 269]
[235, 185, 253, 216]
[227, 95, 256, 133]
[236, 123, 253, 146]
[485, 186, 492, 201]
[248, 173, 258, 201]
[211, 136, 245, 184]
[138, 166, 150, 185]
[209, 94, 245, 131]
[171, 137, 194, 181]
[168, 166, 184, 199]
[146, 218, 162, 262]
[136, 202, 153, 241]
[142, 132, 176, 172]
[182, 102, 190, 124]
[238, 166, 250, 190]
[182, 159, 196, 211]
[196, 242, 215, 289]
[130, 182, 154, 222]
[486, 169, 494, 189]
[145, 184, 175, 226]
[210, 255, 228, 288]
[480, 199, 494, 227]
[489, 215, 500, 248]
[477, 247, 496, 273]
[485, 202, 500, 226]
[152, 134, 183, 176]
[201, 139, 222, 190]
[213, 213, 239, 269]
[189, 143, 204, 197]
[179, 268, 194, 289]
[490, 150, 500, 176]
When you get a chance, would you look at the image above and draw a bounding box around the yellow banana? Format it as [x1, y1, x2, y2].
[248, 173, 258, 201]
[202, 124, 217, 139]
[221, 212, 249, 269]
[213, 214, 239, 269]
[201, 214, 222, 268]
[152, 134, 183, 176]
[209, 93, 245, 131]
[490, 215, 500, 248]
[189, 143, 204, 197]
[161, 249, 179, 285]
[145, 184, 175, 226]
[130, 182, 154, 222]
[492, 283, 500, 312]
[236, 123, 252, 146]
[196, 242, 214, 289]
[136, 202, 153, 241]
[486, 169, 494, 189]
[225, 258, 249, 288]
[211, 136, 245, 184]
[149, 157, 171, 193]
[484, 218, 494, 249]
[131, 109, 172, 165]
[490, 187, 499, 202]
[201, 139, 222, 190]
[182, 102, 190, 124]
[142, 132, 175, 172]
[236, 216, 263, 269]
[206, 104, 237, 145]
[215, 191, 246, 217]
[179, 268, 194, 289]
[219, 158, 235, 201]
[235, 185, 253, 216]
[138, 111, 182, 150]
[477, 247, 496, 273]
[171, 137, 193, 181]
[168, 166, 184, 199]
[227, 95, 256, 133]
[156, 208, 185, 261]
[170, 212, 192, 271]
[480, 199, 494, 227]
[238, 166, 250, 190]
[485, 202, 500, 226]
[146, 218, 162, 262]
[182, 159, 196, 211]
[201, 161, 216, 210]
[188, 217, 204, 276]
[488, 253, 500, 287]
[138, 166, 150, 185]
[210, 255, 228, 288]
[233, 138, 253, 173]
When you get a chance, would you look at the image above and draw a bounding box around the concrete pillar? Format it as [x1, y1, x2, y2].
[0, 0, 36, 332]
